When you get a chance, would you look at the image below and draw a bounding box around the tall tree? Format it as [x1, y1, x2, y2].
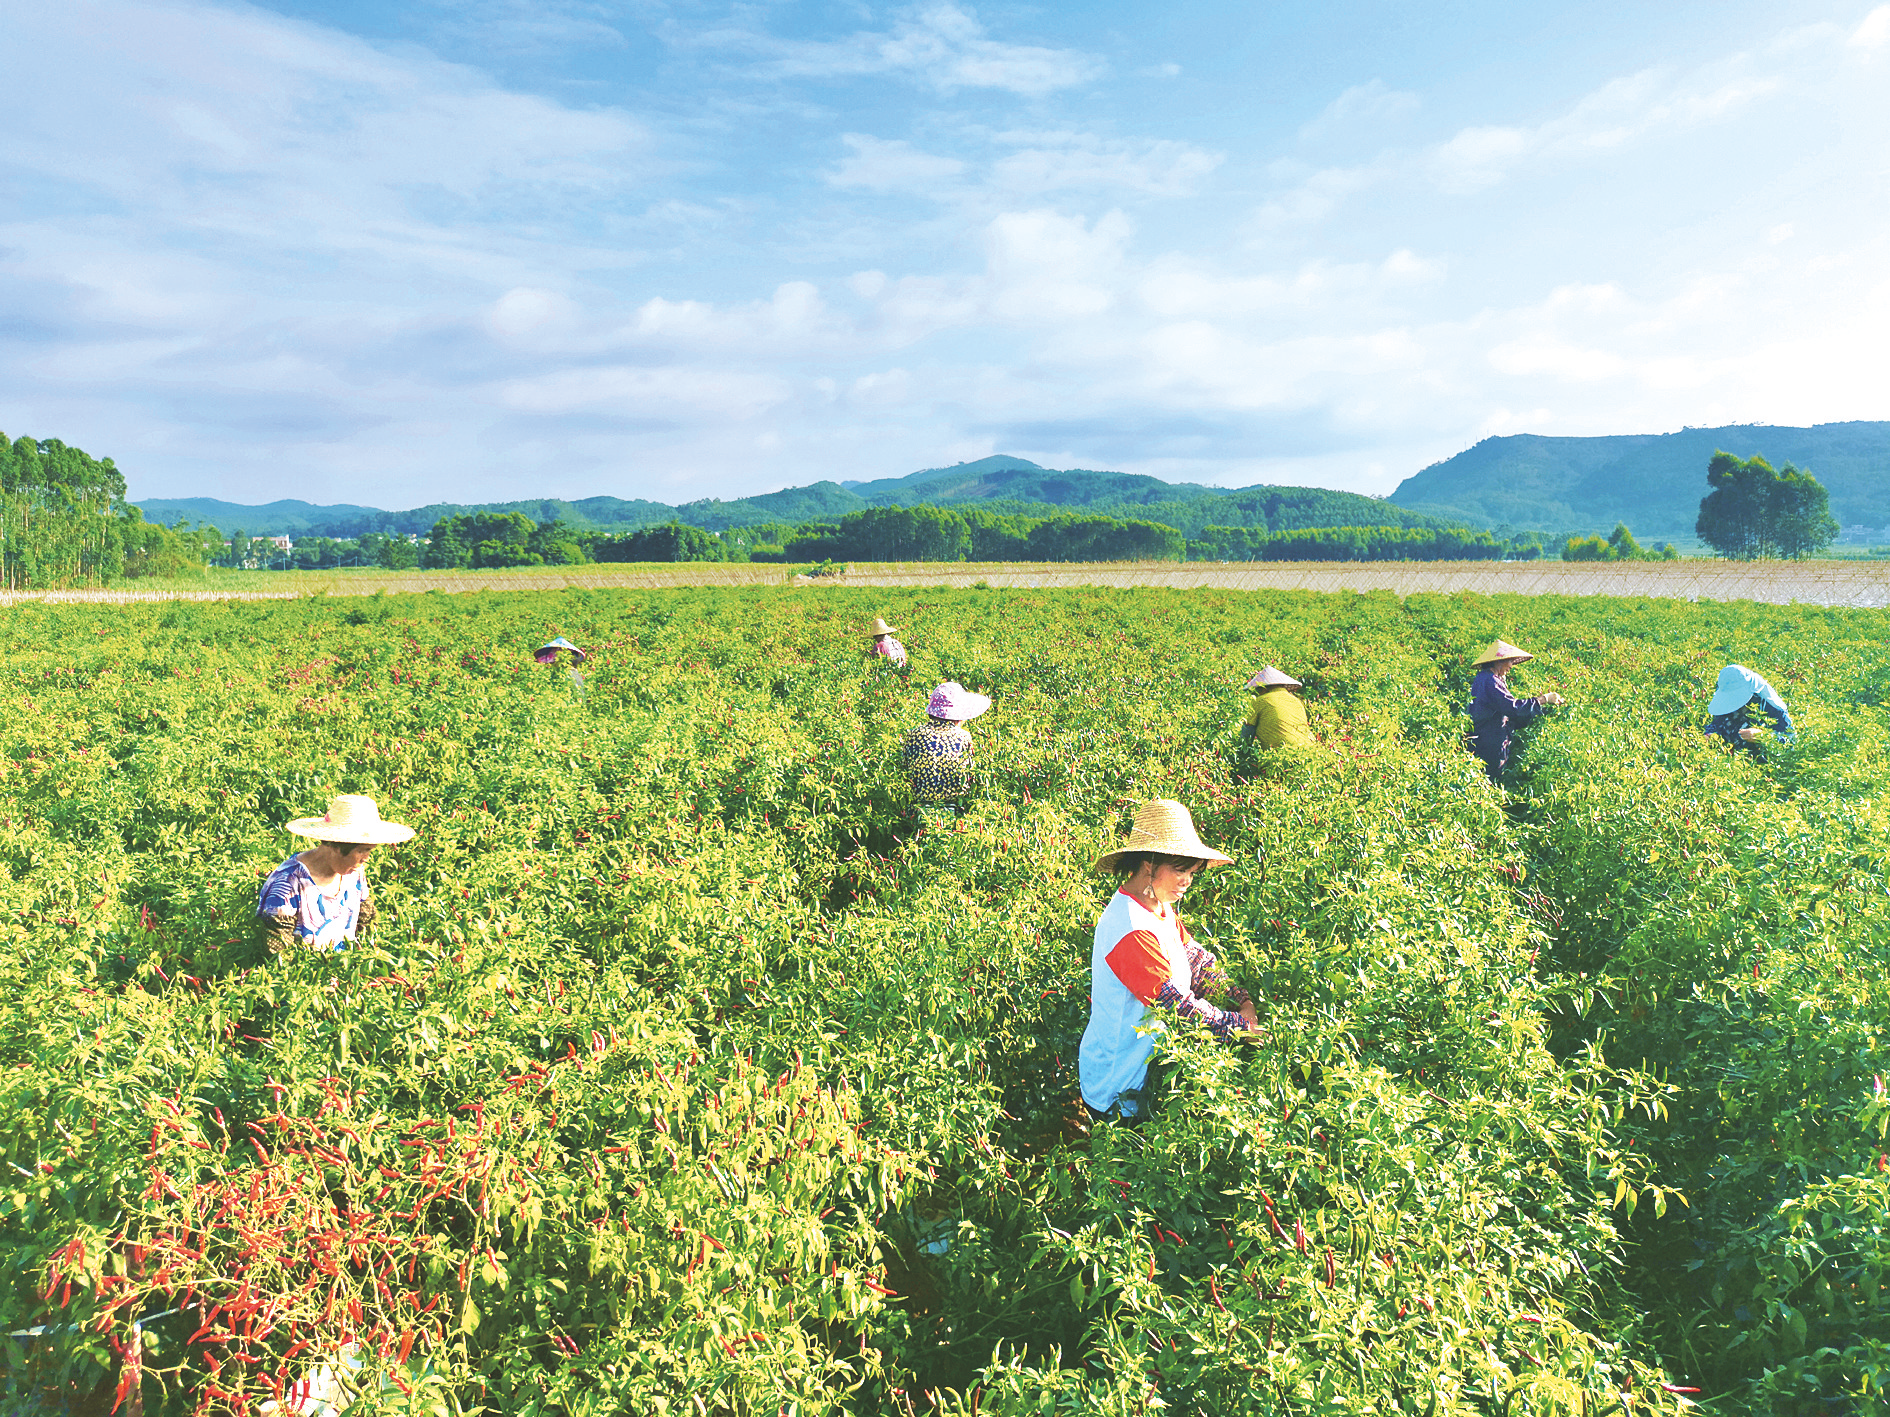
[1771, 463, 1839, 559]
[1697, 451, 1838, 559]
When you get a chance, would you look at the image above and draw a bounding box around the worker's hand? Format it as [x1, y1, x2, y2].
[1540, 692, 1565, 707]
[1240, 999, 1259, 1028]
[1738, 726, 1761, 742]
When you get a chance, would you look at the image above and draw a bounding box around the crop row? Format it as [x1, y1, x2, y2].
[0, 587, 1885, 1414]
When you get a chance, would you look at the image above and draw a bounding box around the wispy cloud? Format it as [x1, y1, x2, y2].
[691, 3, 1105, 96]
[990, 132, 1222, 197]
[1298, 79, 1420, 143]
[1, 0, 1885, 505]
[825, 135, 966, 192]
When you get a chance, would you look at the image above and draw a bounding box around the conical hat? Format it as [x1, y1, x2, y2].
[1245, 665, 1301, 689]
[1472, 639, 1533, 667]
[869, 617, 899, 636]
[284, 794, 416, 845]
[1094, 799, 1234, 872]
[534, 636, 587, 664]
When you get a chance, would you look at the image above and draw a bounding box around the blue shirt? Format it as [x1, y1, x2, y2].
[257, 855, 369, 950]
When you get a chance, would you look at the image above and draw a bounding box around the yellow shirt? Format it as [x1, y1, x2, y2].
[1243, 688, 1311, 748]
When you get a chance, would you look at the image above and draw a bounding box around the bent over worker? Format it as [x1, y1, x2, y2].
[902, 681, 989, 811]
[1467, 639, 1565, 783]
[258, 794, 415, 953]
[1703, 664, 1794, 760]
[1078, 800, 1258, 1122]
[1240, 666, 1311, 749]
[867, 617, 908, 669]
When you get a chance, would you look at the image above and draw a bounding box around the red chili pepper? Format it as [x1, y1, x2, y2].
[1294, 1219, 1307, 1255]
[1324, 1248, 1335, 1289]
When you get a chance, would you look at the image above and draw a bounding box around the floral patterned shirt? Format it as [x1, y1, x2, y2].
[257, 855, 370, 951]
[902, 720, 974, 804]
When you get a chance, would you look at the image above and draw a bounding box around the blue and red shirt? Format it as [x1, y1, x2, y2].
[1078, 890, 1252, 1116]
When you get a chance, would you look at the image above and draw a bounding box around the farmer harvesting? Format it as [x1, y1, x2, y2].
[1240, 666, 1311, 749]
[902, 681, 989, 811]
[1703, 664, 1794, 759]
[258, 794, 415, 953]
[1079, 800, 1258, 1122]
[1467, 639, 1565, 783]
[868, 617, 908, 669]
[536, 635, 589, 697]
[534, 636, 587, 667]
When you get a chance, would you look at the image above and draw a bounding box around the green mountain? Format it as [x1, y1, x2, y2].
[136, 458, 1457, 541]
[1389, 421, 1890, 539]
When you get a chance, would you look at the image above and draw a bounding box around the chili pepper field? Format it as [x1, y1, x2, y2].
[4, 586, 1889, 1416]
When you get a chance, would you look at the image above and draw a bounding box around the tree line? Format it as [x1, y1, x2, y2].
[1, 432, 1842, 584]
[0, 433, 220, 588]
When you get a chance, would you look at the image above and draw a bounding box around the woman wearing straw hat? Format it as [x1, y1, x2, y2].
[1240, 666, 1311, 749]
[867, 617, 908, 670]
[902, 682, 990, 812]
[1079, 801, 1258, 1122]
[1467, 640, 1565, 783]
[257, 795, 415, 953]
[1702, 664, 1794, 760]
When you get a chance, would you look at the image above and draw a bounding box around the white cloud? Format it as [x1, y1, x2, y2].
[990, 132, 1222, 196]
[826, 135, 966, 192]
[1427, 66, 1781, 193]
[696, 3, 1105, 96]
[1299, 79, 1421, 142]
[3, 0, 1887, 506]
[1852, 5, 1890, 47]
[499, 365, 792, 418]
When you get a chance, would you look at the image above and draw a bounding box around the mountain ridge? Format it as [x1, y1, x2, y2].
[135, 454, 1450, 541]
[1390, 421, 1890, 538]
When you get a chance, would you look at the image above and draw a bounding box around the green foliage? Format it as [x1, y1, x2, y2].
[1697, 452, 1839, 560]
[1562, 523, 1681, 562]
[425, 514, 593, 570]
[5, 586, 1889, 1414]
[0, 433, 210, 587]
[593, 522, 733, 564]
[1191, 523, 1504, 561]
[784, 507, 1184, 564]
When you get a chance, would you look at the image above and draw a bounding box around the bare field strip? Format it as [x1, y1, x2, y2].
[3, 558, 1887, 607]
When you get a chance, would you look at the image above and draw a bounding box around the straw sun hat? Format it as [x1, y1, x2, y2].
[1094, 799, 1234, 872]
[1472, 639, 1534, 667]
[1245, 665, 1301, 690]
[285, 794, 416, 845]
[868, 617, 900, 636]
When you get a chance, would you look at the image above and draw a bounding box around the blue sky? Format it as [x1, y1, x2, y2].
[3, 0, 1887, 507]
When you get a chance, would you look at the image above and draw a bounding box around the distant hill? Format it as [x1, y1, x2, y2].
[1390, 422, 1890, 539]
[132, 495, 678, 539]
[137, 456, 1458, 540]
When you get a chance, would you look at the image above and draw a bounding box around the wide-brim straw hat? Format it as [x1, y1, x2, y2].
[535, 636, 588, 664]
[1472, 639, 1533, 667]
[1094, 799, 1234, 872]
[926, 681, 991, 721]
[285, 794, 417, 845]
[1245, 665, 1301, 690]
[869, 617, 900, 636]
